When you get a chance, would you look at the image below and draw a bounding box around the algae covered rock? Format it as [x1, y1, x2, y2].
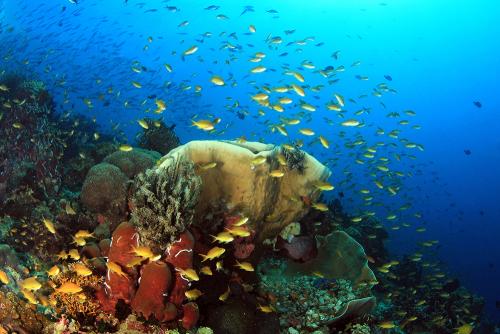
[130, 157, 201, 251]
[80, 162, 129, 225]
[160, 140, 331, 241]
[103, 148, 161, 179]
[287, 231, 377, 286]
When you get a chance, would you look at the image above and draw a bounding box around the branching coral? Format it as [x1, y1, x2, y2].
[130, 157, 201, 251]
[50, 269, 103, 320]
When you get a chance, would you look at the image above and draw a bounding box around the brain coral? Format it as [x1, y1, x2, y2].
[130, 157, 201, 252]
[80, 162, 129, 226]
[103, 148, 161, 179]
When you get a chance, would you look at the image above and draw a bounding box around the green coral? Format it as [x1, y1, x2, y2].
[131, 157, 201, 251]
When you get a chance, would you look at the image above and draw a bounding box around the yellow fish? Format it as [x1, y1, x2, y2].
[177, 268, 199, 281]
[192, 119, 215, 131]
[378, 321, 396, 329]
[185, 288, 203, 301]
[251, 66, 267, 73]
[225, 226, 251, 237]
[312, 202, 328, 212]
[200, 266, 213, 276]
[257, 304, 275, 313]
[47, 265, 60, 278]
[131, 81, 142, 89]
[199, 246, 226, 262]
[211, 231, 234, 244]
[183, 45, 198, 56]
[199, 162, 217, 170]
[314, 180, 334, 191]
[56, 282, 83, 294]
[341, 119, 360, 127]
[0, 270, 9, 284]
[119, 144, 133, 152]
[251, 156, 267, 166]
[20, 277, 42, 291]
[455, 324, 474, 334]
[319, 136, 329, 149]
[270, 170, 285, 178]
[210, 75, 225, 86]
[21, 289, 38, 304]
[42, 218, 56, 234]
[107, 261, 127, 278]
[73, 263, 92, 277]
[234, 261, 254, 272]
[219, 286, 230, 302]
[299, 128, 315, 136]
[138, 119, 149, 129]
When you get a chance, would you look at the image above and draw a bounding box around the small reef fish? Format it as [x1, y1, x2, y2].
[233, 216, 249, 226]
[378, 321, 397, 329]
[65, 202, 76, 215]
[199, 246, 226, 262]
[251, 156, 267, 166]
[107, 261, 127, 278]
[73, 263, 92, 277]
[341, 119, 360, 127]
[176, 268, 199, 281]
[269, 170, 285, 178]
[258, 304, 275, 313]
[20, 277, 42, 291]
[199, 162, 217, 170]
[199, 266, 213, 276]
[314, 181, 334, 191]
[138, 119, 149, 129]
[210, 75, 225, 86]
[234, 261, 254, 272]
[225, 226, 251, 237]
[47, 265, 60, 277]
[185, 288, 203, 301]
[21, 289, 38, 304]
[312, 202, 328, 211]
[191, 119, 215, 131]
[216, 261, 224, 272]
[130, 246, 158, 260]
[183, 45, 198, 56]
[119, 144, 133, 152]
[219, 286, 230, 301]
[74, 230, 94, 239]
[0, 270, 9, 284]
[210, 231, 234, 244]
[56, 282, 83, 294]
[43, 218, 57, 234]
[68, 249, 80, 260]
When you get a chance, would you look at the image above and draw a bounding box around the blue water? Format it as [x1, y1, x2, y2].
[2, 0, 499, 322]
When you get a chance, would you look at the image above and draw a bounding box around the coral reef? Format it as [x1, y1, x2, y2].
[0, 289, 50, 333]
[131, 157, 201, 252]
[103, 148, 161, 179]
[258, 258, 374, 332]
[80, 162, 129, 227]
[286, 231, 377, 286]
[161, 140, 331, 241]
[138, 119, 180, 155]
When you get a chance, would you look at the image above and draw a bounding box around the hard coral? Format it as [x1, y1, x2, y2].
[103, 148, 161, 179]
[50, 270, 103, 321]
[131, 157, 201, 252]
[80, 162, 129, 228]
[0, 290, 50, 333]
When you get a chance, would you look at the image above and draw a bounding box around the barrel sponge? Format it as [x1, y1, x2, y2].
[130, 157, 201, 251]
[80, 162, 128, 222]
[103, 148, 161, 179]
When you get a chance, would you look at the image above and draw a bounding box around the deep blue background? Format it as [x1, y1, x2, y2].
[1, 0, 499, 321]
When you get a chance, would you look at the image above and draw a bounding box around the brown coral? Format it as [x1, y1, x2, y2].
[50, 270, 103, 320]
[0, 290, 49, 333]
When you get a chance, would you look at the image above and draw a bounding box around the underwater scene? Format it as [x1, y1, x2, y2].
[0, 0, 499, 333]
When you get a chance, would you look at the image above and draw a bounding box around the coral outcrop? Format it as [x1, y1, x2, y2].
[158, 140, 331, 241]
[103, 148, 161, 179]
[287, 231, 377, 286]
[80, 162, 129, 226]
[130, 158, 201, 252]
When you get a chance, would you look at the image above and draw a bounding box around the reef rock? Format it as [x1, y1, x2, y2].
[287, 231, 376, 286]
[159, 140, 330, 241]
[103, 148, 161, 179]
[80, 162, 129, 226]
